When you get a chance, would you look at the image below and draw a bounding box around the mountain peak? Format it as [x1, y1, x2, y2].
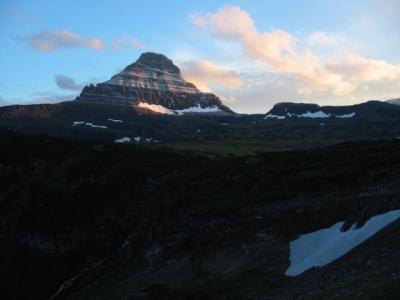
[134, 52, 180, 75]
[76, 52, 234, 114]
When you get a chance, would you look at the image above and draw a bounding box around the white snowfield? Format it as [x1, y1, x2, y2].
[264, 111, 356, 120]
[285, 209, 400, 276]
[72, 121, 107, 129]
[114, 137, 131, 144]
[137, 102, 221, 115]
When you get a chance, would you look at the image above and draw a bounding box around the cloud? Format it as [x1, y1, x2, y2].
[181, 60, 242, 92]
[327, 54, 400, 82]
[112, 36, 149, 51]
[20, 30, 104, 52]
[54, 75, 84, 91]
[190, 5, 400, 101]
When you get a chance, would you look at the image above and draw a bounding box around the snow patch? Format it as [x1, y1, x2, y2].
[72, 121, 85, 126]
[174, 104, 222, 115]
[286, 209, 400, 276]
[137, 102, 222, 115]
[336, 112, 356, 119]
[114, 137, 131, 144]
[137, 102, 174, 115]
[108, 118, 124, 123]
[72, 121, 107, 129]
[132, 136, 158, 143]
[265, 110, 356, 120]
[264, 114, 286, 120]
[299, 111, 331, 118]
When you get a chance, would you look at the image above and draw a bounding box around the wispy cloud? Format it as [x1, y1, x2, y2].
[19, 30, 104, 52]
[54, 74, 84, 91]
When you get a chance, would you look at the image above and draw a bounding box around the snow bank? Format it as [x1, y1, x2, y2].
[114, 137, 131, 144]
[72, 121, 107, 129]
[138, 102, 174, 115]
[286, 209, 400, 276]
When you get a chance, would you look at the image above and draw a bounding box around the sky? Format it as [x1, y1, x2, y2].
[1, 0, 399, 113]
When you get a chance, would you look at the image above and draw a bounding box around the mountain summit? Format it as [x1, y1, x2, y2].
[76, 52, 233, 114]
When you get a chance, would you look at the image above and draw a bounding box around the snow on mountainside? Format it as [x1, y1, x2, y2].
[137, 102, 222, 115]
[286, 209, 400, 276]
[76, 52, 233, 114]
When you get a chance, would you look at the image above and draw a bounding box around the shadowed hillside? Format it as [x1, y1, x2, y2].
[1, 130, 400, 299]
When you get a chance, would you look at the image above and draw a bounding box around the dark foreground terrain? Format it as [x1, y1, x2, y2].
[1, 130, 400, 299]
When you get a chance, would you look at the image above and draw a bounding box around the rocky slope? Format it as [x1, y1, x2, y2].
[1, 131, 400, 299]
[77, 52, 233, 114]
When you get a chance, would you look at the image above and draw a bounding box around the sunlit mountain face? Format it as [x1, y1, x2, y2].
[1, 1, 400, 300]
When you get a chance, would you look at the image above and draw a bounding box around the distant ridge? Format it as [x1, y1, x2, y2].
[386, 98, 400, 105]
[264, 100, 400, 120]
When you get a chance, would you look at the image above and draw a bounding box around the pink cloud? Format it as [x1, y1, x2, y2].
[191, 5, 400, 97]
[181, 60, 242, 92]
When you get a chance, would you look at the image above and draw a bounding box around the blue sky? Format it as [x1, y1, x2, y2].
[1, 0, 399, 113]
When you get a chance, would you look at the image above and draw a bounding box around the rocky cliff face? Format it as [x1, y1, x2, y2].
[77, 52, 233, 113]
